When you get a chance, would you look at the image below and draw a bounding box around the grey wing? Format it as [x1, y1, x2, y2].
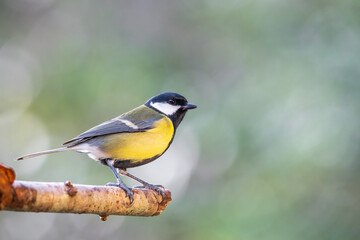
[63, 117, 155, 146]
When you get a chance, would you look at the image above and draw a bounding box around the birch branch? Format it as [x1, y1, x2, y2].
[0, 163, 171, 220]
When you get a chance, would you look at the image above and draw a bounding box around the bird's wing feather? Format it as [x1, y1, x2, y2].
[63, 105, 163, 146]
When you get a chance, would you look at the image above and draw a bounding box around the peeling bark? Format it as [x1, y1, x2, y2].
[0, 163, 171, 220]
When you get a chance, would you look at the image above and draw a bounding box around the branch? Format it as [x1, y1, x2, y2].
[0, 163, 171, 220]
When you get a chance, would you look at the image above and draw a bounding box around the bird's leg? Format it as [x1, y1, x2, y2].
[104, 159, 134, 204]
[116, 168, 165, 199]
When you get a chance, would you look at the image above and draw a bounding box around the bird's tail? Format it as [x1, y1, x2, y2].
[16, 147, 69, 160]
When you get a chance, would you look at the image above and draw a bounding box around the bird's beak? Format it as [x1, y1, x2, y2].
[183, 103, 197, 110]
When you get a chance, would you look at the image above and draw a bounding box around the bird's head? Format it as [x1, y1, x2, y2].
[145, 92, 197, 128]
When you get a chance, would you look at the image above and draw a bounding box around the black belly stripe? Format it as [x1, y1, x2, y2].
[99, 154, 160, 169]
[113, 155, 160, 168]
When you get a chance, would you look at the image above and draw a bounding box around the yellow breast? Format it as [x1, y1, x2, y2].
[99, 116, 174, 162]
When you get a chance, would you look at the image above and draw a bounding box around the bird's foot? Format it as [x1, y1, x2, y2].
[106, 182, 134, 204]
[135, 184, 165, 199]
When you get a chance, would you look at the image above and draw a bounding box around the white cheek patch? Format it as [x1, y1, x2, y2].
[150, 102, 181, 115]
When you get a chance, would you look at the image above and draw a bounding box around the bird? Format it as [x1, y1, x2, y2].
[16, 92, 197, 203]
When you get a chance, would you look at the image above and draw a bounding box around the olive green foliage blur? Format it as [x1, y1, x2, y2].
[0, 1, 360, 240]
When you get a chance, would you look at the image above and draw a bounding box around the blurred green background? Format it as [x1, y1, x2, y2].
[1, 0, 360, 239]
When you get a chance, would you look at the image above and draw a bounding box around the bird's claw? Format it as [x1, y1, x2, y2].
[125, 190, 134, 204]
[105, 182, 134, 204]
[135, 184, 165, 199]
[105, 182, 118, 187]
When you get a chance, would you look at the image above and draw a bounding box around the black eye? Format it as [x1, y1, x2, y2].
[168, 99, 176, 105]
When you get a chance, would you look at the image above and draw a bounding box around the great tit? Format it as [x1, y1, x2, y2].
[17, 92, 197, 203]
